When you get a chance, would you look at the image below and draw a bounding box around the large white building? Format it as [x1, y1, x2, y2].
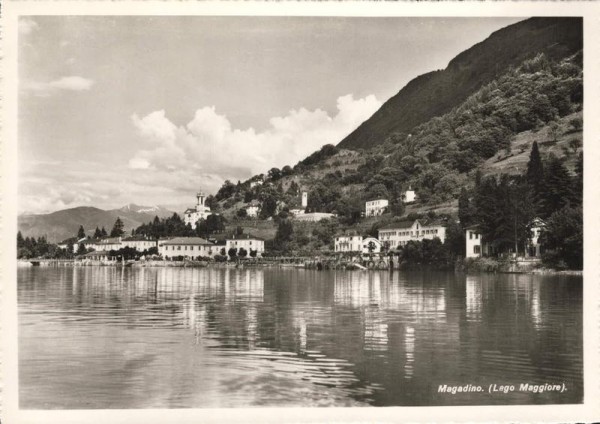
[365, 199, 389, 217]
[334, 234, 363, 253]
[225, 234, 265, 257]
[378, 219, 446, 250]
[334, 235, 382, 254]
[94, 237, 123, 252]
[184, 191, 212, 229]
[121, 236, 158, 252]
[159, 237, 216, 259]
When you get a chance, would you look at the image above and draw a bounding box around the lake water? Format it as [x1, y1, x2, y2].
[18, 266, 583, 408]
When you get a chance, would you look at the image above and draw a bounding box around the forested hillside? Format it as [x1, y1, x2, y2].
[338, 17, 582, 150]
[212, 51, 582, 222]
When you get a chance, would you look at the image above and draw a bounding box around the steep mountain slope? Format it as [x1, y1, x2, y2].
[18, 205, 173, 242]
[338, 17, 582, 150]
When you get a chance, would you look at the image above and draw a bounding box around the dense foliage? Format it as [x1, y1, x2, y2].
[338, 17, 582, 150]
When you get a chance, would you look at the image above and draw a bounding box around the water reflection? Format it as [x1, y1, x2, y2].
[18, 267, 583, 408]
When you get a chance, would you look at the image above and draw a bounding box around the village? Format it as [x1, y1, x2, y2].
[42, 182, 547, 272]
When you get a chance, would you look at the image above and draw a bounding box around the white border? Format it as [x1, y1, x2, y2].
[2, 2, 599, 423]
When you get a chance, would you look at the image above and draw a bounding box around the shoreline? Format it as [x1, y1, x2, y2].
[17, 258, 582, 276]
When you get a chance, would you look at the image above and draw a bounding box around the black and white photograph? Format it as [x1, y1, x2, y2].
[2, 3, 599, 423]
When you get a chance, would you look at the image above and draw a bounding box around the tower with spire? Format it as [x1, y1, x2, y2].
[184, 190, 212, 229]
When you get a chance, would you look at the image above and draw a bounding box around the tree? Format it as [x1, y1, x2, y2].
[216, 180, 236, 201]
[100, 227, 108, 237]
[540, 155, 574, 218]
[77, 225, 86, 240]
[526, 141, 545, 212]
[236, 208, 248, 219]
[238, 247, 248, 258]
[458, 187, 475, 228]
[274, 219, 294, 251]
[281, 165, 293, 176]
[93, 227, 102, 239]
[539, 205, 582, 269]
[17, 231, 24, 248]
[259, 195, 277, 219]
[268, 167, 282, 181]
[249, 249, 258, 258]
[227, 247, 238, 260]
[196, 214, 226, 238]
[110, 217, 125, 237]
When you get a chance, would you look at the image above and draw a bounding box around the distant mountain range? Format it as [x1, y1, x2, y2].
[338, 17, 583, 150]
[18, 204, 174, 243]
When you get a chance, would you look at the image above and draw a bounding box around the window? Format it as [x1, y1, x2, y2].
[177, 246, 181, 251]
[474, 245, 481, 254]
[469, 232, 473, 240]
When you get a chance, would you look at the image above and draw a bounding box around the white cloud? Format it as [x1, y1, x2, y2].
[24, 76, 95, 95]
[129, 94, 381, 183]
[19, 18, 39, 35]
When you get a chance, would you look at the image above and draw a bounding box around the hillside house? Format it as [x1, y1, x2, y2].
[402, 188, 416, 204]
[159, 237, 216, 259]
[365, 199, 389, 217]
[294, 212, 336, 222]
[245, 202, 261, 218]
[378, 219, 446, 250]
[184, 191, 212, 229]
[225, 234, 265, 257]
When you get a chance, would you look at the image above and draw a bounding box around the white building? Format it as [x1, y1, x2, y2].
[225, 234, 265, 257]
[465, 225, 483, 258]
[94, 237, 123, 252]
[402, 188, 416, 204]
[301, 192, 308, 208]
[246, 204, 260, 218]
[365, 199, 389, 217]
[57, 237, 88, 252]
[361, 237, 382, 254]
[334, 234, 363, 253]
[250, 176, 264, 188]
[378, 219, 446, 250]
[159, 237, 216, 259]
[184, 191, 212, 229]
[294, 212, 336, 222]
[289, 208, 305, 216]
[121, 236, 158, 252]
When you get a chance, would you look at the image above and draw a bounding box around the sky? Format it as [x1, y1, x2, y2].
[18, 16, 524, 215]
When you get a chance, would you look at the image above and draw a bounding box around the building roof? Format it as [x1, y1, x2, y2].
[379, 218, 446, 231]
[57, 237, 78, 245]
[160, 237, 212, 246]
[226, 234, 265, 241]
[97, 237, 121, 244]
[379, 220, 415, 230]
[122, 236, 156, 242]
